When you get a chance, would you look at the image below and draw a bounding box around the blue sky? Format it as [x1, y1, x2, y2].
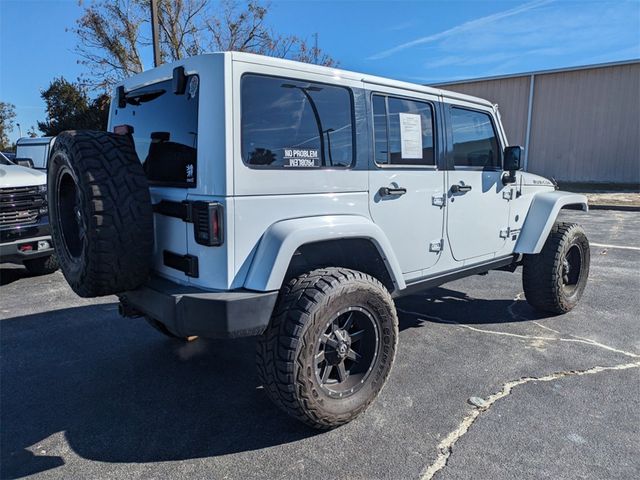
[1, 0, 639, 143]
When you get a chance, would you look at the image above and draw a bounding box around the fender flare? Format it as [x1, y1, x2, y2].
[243, 215, 406, 292]
[515, 191, 588, 254]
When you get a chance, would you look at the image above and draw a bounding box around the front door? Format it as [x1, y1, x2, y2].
[445, 105, 510, 261]
[367, 90, 445, 276]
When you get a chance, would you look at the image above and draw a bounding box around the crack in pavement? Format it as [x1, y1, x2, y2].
[396, 300, 640, 479]
[419, 360, 640, 480]
[532, 320, 560, 334]
[398, 299, 639, 359]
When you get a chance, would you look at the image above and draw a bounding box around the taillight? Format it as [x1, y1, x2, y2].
[192, 202, 223, 246]
[211, 208, 220, 240]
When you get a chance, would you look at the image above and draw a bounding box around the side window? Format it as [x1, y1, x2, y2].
[241, 74, 354, 168]
[372, 94, 435, 166]
[451, 108, 501, 168]
[372, 95, 388, 165]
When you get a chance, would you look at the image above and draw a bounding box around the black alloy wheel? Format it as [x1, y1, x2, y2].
[315, 307, 379, 398]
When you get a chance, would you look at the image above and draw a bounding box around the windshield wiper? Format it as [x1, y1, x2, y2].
[125, 89, 166, 106]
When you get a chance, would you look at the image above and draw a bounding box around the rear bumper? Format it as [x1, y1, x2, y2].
[119, 276, 279, 339]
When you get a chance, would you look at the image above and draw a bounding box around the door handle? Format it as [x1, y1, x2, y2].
[451, 184, 472, 193]
[379, 186, 407, 197]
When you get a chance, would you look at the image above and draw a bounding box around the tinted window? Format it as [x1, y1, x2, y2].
[113, 76, 199, 187]
[242, 75, 354, 168]
[451, 108, 501, 168]
[373, 94, 435, 166]
[373, 95, 388, 165]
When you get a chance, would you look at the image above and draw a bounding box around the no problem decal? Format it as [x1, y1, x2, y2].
[283, 148, 320, 167]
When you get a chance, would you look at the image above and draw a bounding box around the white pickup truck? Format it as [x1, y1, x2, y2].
[0, 152, 58, 275]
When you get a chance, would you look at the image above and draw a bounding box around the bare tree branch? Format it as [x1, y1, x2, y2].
[72, 0, 337, 91]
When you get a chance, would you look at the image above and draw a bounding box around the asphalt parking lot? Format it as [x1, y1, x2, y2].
[1, 209, 638, 480]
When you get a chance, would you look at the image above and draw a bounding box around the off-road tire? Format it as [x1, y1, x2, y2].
[48, 131, 153, 297]
[523, 222, 590, 314]
[256, 268, 398, 429]
[24, 255, 59, 276]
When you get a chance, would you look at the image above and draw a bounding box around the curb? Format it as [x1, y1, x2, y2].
[588, 204, 640, 212]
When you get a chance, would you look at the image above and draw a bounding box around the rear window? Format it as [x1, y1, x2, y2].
[112, 76, 199, 187]
[16, 143, 49, 169]
[241, 74, 354, 169]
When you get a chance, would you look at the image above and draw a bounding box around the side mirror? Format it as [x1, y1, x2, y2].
[503, 146, 522, 172]
[14, 157, 34, 168]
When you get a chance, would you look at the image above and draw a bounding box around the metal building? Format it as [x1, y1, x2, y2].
[433, 60, 640, 185]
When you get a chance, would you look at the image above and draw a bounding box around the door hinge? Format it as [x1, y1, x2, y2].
[500, 227, 521, 239]
[432, 194, 446, 207]
[429, 239, 443, 252]
[502, 189, 514, 201]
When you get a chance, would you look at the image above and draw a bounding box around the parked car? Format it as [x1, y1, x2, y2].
[1, 151, 33, 168]
[0, 152, 58, 275]
[15, 136, 55, 171]
[46, 52, 589, 429]
[1, 152, 16, 162]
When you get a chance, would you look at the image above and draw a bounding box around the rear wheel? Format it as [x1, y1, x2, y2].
[24, 255, 58, 276]
[523, 222, 590, 314]
[257, 268, 398, 429]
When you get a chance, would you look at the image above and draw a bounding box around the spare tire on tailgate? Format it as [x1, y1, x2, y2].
[48, 130, 153, 297]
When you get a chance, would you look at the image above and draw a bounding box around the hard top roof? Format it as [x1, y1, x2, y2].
[119, 51, 494, 109]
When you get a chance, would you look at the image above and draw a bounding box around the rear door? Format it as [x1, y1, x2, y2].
[111, 75, 200, 282]
[366, 87, 446, 278]
[444, 104, 510, 261]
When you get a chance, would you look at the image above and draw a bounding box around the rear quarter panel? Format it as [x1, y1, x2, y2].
[228, 58, 371, 289]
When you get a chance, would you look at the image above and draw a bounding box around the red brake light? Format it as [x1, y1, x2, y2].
[192, 202, 223, 246]
[211, 208, 220, 241]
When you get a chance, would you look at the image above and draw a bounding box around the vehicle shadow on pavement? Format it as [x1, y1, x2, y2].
[0, 304, 320, 479]
[395, 286, 549, 330]
[1, 288, 547, 478]
[0, 265, 33, 286]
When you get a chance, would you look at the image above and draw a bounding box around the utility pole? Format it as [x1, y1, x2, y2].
[150, 0, 161, 67]
[313, 33, 318, 64]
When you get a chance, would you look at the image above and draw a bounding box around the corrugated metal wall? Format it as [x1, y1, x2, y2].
[438, 76, 531, 147]
[436, 62, 640, 184]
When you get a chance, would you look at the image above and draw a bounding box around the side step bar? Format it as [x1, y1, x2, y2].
[394, 255, 517, 298]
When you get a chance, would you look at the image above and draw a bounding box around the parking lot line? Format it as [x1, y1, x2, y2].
[590, 242, 640, 251]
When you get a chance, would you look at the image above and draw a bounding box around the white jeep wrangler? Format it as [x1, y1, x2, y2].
[48, 52, 589, 429]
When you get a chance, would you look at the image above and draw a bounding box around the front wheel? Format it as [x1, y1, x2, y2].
[257, 268, 398, 429]
[523, 222, 590, 314]
[24, 255, 59, 276]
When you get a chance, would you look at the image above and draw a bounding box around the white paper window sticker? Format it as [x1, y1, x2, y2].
[399, 112, 422, 159]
